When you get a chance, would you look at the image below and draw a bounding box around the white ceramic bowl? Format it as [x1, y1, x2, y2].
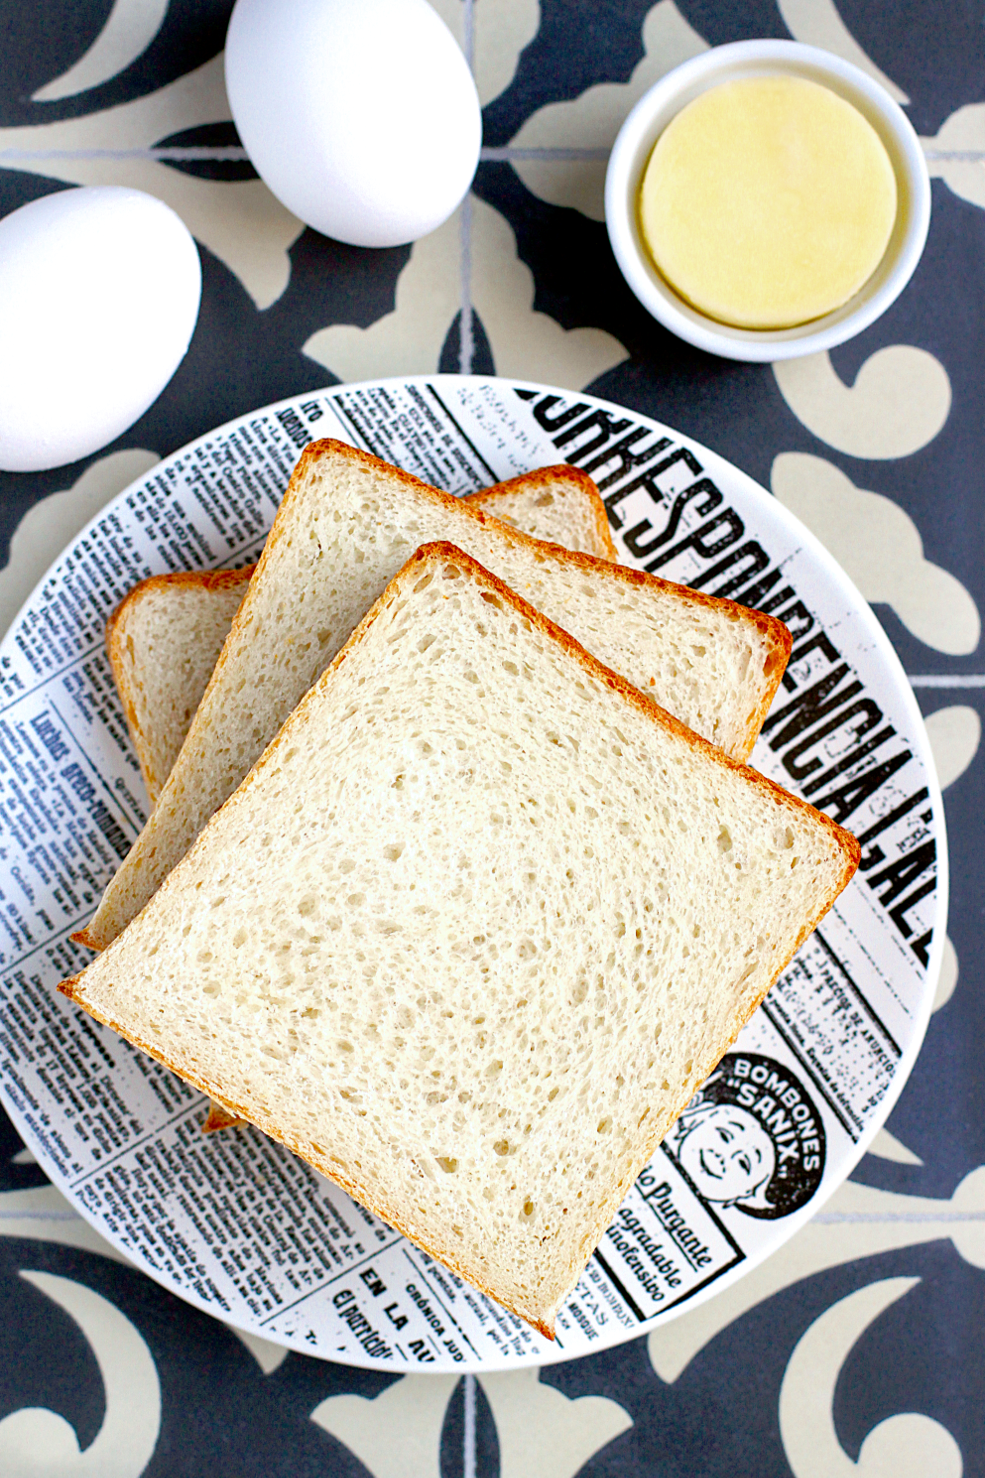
[604, 40, 931, 362]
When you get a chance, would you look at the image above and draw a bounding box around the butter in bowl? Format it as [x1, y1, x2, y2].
[604, 41, 930, 362]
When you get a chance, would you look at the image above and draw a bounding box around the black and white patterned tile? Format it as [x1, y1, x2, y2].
[0, 2, 982, 1473]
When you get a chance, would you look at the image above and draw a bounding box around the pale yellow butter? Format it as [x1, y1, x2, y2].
[638, 75, 898, 330]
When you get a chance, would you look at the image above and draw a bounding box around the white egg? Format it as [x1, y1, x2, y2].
[0, 187, 201, 474]
[225, 0, 482, 247]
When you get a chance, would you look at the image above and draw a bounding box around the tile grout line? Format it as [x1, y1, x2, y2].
[0, 1209, 79, 1221]
[463, 0, 475, 71]
[2, 146, 983, 164]
[460, 32, 478, 1465]
[480, 145, 611, 161]
[460, 0, 476, 378]
[460, 191, 474, 376]
[814, 1210, 985, 1223]
[921, 150, 985, 161]
[462, 4, 478, 1461]
[0, 146, 251, 161]
[459, 37, 480, 1471]
[463, 1372, 478, 1478]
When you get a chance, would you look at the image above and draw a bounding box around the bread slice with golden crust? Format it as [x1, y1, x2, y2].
[106, 466, 614, 809]
[108, 570, 253, 809]
[466, 465, 617, 560]
[109, 465, 613, 1134]
[62, 543, 857, 1336]
[79, 440, 790, 951]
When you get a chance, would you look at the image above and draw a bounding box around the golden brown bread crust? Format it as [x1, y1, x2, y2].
[260, 441, 791, 763]
[106, 566, 256, 658]
[104, 446, 784, 819]
[323, 543, 851, 880]
[61, 540, 857, 1337]
[469, 464, 618, 561]
[106, 435, 787, 961]
[477, 461, 788, 756]
[102, 463, 612, 809]
[105, 567, 256, 803]
[91, 453, 790, 1147]
[57, 968, 558, 1338]
[741, 618, 792, 759]
[201, 1102, 244, 1133]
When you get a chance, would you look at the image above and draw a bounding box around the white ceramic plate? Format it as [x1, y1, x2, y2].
[0, 377, 945, 1372]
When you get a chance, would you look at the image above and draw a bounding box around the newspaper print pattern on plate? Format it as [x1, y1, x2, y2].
[0, 376, 946, 1372]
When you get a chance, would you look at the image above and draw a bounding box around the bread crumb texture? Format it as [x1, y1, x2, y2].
[72, 546, 855, 1334]
[108, 573, 252, 801]
[105, 465, 612, 808]
[84, 442, 788, 949]
[468, 466, 617, 559]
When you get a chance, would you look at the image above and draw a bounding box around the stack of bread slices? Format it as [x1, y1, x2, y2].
[63, 441, 858, 1337]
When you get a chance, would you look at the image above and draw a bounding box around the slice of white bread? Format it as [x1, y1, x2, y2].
[107, 466, 615, 807]
[109, 465, 615, 1136]
[465, 465, 617, 557]
[61, 543, 858, 1336]
[467, 465, 617, 558]
[108, 570, 253, 808]
[78, 440, 791, 951]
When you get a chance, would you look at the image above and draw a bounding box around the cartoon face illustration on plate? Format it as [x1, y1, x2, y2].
[674, 1101, 777, 1205]
[666, 1052, 827, 1218]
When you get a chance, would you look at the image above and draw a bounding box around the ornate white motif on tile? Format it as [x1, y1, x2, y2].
[474, 0, 541, 107]
[866, 1128, 923, 1166]
[945, 1166, 985, 1268]
[430, 0, 541, 106]
[312, 1374, 460, 1478]
[227, 1327, 290, 1374]
[933, 934, 959, 1013]
[0, 1185, 132, 1264]
[772, 348, 951, 460]
[648, 1166, 985, 1383]
[779, 1278, 962, 1477]
[771, 454, 980, 656]
[775, 0, 908, 103]
[313, 1368, 631, 1478]
[478, 1366, 632, 1477]
[922, 104, 985, 212]
[925, 704, 981, 791]
[0, 1270, 161, 1474]
[307, 210, 459, 378]
[922, 102, 985, 151]
[304, 194, 628, 388]
[507, 0, 708, 219]
[32, 0, 170, 103]
[0, 56, 304, 309]
[0, 448, 159, 641]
